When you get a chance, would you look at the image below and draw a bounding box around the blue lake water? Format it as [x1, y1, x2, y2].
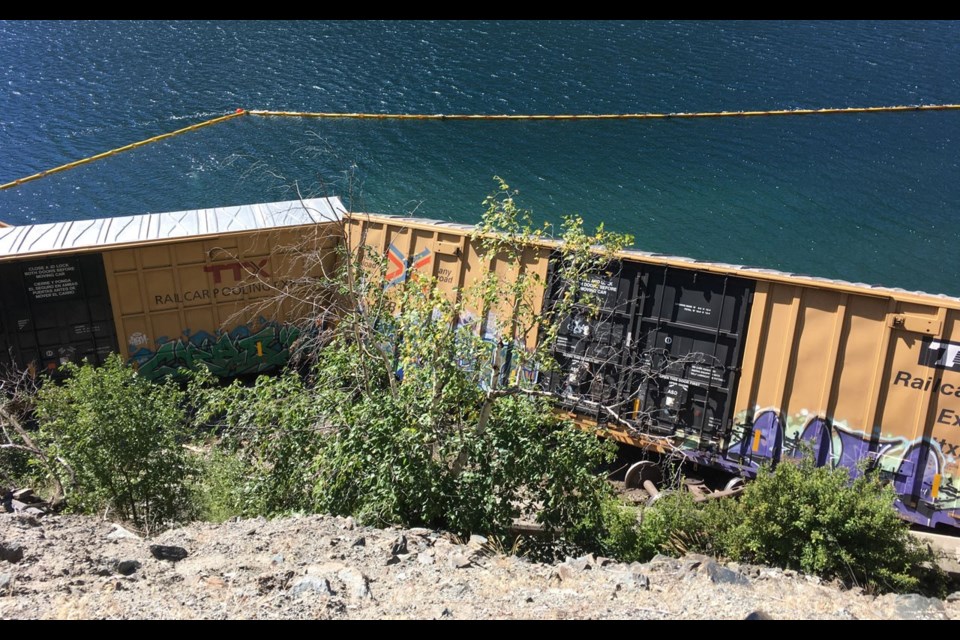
[1, 20, 958, 295]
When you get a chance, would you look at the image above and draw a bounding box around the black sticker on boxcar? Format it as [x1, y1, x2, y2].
[919, 337, 960, 373]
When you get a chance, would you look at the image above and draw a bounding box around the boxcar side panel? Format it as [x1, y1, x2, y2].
[102, 224, 342, 379]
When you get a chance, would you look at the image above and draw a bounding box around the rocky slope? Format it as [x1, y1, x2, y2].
[0, 511, 955, 620]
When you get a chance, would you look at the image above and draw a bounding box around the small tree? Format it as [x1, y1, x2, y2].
[295, 178, 634, 540]
[34, 355, 196, 532]
[0, 364, 62, 503]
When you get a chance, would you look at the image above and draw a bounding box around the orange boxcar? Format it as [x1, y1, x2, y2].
[2, 200, 959, 529]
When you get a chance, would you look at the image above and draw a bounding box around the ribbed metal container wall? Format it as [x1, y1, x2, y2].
[102, 225, 342, 379]
[346, 213, 960, 528]
[3, 203, 960, 529]
[730, 280, 960, 527]
[0, 199, 344, 379]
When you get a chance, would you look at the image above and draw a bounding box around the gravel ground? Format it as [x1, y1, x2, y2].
[0, 511, 956, 620]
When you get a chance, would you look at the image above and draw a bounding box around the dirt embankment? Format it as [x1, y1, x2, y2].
[0, 511, 956, 620]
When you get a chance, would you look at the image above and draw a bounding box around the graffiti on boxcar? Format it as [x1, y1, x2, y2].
[128, 320, 300, 380]
[727, 408, 960, 526]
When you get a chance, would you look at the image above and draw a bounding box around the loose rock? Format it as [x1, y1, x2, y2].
[289, 576, 333, 597]
[106, 524, 141, 541]
[448, 553, 472, 569]
[390, 535, 408, 556]
[703, 561, 749, 586]
[566, 554, 595, 571]
[745, 610, 773, 620]
[149, 544, 189, 562]
[114, 560, 141, 576]
[553, 564, 576, 583]
[338, 567, 372, 599]
[0, 542, 24, 564]
[891, 593, 947, 620]
[618, 568, 650, 590]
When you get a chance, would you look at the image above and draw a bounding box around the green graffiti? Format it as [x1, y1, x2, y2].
[131, 323, 301, 380]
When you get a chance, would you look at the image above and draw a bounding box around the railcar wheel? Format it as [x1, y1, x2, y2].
[724, 477, 745, 492]
[624, 461, 661, 490]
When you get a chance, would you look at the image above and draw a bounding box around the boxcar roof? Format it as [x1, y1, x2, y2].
[0, 198, 344, 259]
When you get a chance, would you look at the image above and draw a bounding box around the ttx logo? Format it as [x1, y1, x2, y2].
[203, 259, 270, 284]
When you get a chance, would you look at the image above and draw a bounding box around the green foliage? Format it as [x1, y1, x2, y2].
[192, 369, 322, 519]
[308, 331, 618, 536]
[0, 375, 44, 495]
[590, 491, 710, 563]
[0, 446, 30, 493]
[593, 497, 649, 562]
[295, 178, 628, 540]
[714, 458, 935, 594]
[34, 355, 195, 532]
[470, 177, 634, 379]
[588, 456, 938, 594]
[193, 447, 258, 523]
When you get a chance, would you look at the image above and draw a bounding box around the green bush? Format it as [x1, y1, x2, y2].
[588, 456, 938, 595]
[591, 491, 713, 563]
[193, 370, 322, 519]
[308, 332, 617, 538]
[0, 447, 30, 496]
[593, 497, 648, 562]
[289, 178, 629, 543]
[34, 355, 196, 532]
[192, 447, 257, 523]
[714, 457, 935, 593]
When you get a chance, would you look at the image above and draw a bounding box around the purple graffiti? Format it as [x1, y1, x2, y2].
[798, 417, 833, 467]
[742, 411, 783, 465]
[893, 442, 941, 504]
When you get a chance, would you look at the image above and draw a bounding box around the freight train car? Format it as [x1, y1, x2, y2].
[3, 200, 960, 531]
[0, 198, 344, 378]
[344, 212, 960, 530]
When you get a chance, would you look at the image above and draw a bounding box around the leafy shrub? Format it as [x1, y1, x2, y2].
[34, 355, 196, 532]
[0, 447, 30, 496]
[589, 455, 938, 595]
[591, 490, 713, 562]
[193, 447, 261, 523]
[308, 333, 618, 538]
[193, 370, 322, 518]
[593, 497, 648, 562]
[714, 457, 935, 593]
[293, 178, 628, 542]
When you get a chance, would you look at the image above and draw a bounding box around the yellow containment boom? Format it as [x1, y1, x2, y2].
[2, 103, 959, 193]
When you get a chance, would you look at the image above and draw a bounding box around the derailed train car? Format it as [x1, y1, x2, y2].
[0, 199, 343, 378]
[2, 200, 960, 530]
[344, 212, 960, 531]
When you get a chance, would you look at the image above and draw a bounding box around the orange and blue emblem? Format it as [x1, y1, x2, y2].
[386, 243, 432, 287]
